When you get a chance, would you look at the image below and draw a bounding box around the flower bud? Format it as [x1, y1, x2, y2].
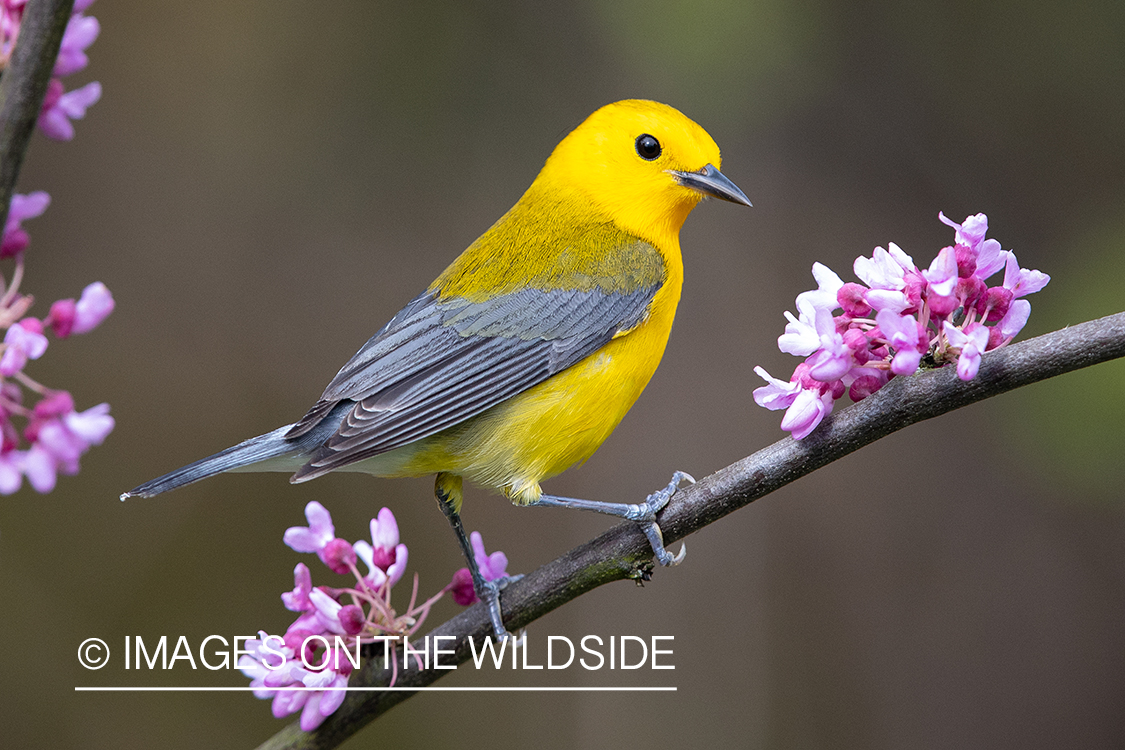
[33, 390, 75, 419]
[837, 283, 871, 317]
[842, 328, 871, 364]
[987, 325, 1004, 351]
[449, 568, 477, 606]
[317, 538, 356, 575]
[47, 298, 77, 337]
[849, 372, 886, 401]
[927, 291, 959, 318]
[954, 244, 977, 278]
[955, 275, 987, 311]
[975, 286, 1012, 322]
[338, 605, 365, 636]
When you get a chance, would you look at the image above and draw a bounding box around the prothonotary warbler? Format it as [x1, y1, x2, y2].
[123, 99, 751, 638]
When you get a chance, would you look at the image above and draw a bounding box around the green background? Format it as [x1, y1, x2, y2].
[3, 0, 1124, 747]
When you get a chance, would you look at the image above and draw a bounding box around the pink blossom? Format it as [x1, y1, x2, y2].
[974, 239, 1008, 279]
[0, 450, 21, 494]
[22, 444, 56, 492]
[847, 369, 888, 401]
[298, 670, 349, 731]
[943, 322, 990, 381]
[284, 501, 338, 553]
[837, 282, 871, 317]
[922, 246, 958, 297]
[353, 506, 409, 589]
[53, 13, 99, 76]
[450, 531, 509, 605]
[777, 300, 822, 356]
[38, 79, 101, 141]
[939, 212, 989, 251]
[806, 332, 851, 382]
[237, 632, 299, 708]
[752, 366, 802, 410]
[2, 191, 50, 258]
[63, 402, 114, 444]
[794, 262, 844, 313]
[779, 387, 834, 440]
[754, 212, 1047, 438]
[1, 319, 48, 375]
[448, 567, 477, 606]
[876, 310, 926, 376]
[283, 501, 357, 574]
[72, 281, 114, 334]
[282, 563, 313, 612]
[471, 531, 508, 581]
[854, 243, 915, 291]
[1002, 252, 1050, 298]
[999, 299, 1032, 339]
[309, 587, 348, 635]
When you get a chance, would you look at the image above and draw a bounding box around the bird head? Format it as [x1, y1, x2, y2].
[539, 99, 750, 247]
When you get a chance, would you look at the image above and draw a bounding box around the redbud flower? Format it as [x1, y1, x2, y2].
[1, 319, 48, 376]
[247, 502, 509, 727]
[281, 563, 313, 612]
[1, 192, 50, 258]
[38, 79, 101, 141]
[0, 2, 111, 495]
[353, 506, 409, 589]
[0, 450, 21, 493]
[72, 281, 114, 334]
[755, 212, 1048, 439]
[448, 531, 509, 606]
[922, 246, 958, 297]
[876, 310, 925, 376]
[943, 322, 990, 381]
[795, 262, 844, 312]
[54, 13, 99, 76]
[284, 501, 337, 552]
[448, 567, 477, 606]
[751, 366, 802, 411]
[1002, 252, 1051, 299]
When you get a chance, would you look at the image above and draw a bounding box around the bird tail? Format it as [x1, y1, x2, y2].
[120, 425, 300, 499]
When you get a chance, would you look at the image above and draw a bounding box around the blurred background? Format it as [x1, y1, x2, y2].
[3, 0, 1123, 747]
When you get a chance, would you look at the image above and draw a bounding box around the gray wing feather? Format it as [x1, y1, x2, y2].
[287, 283, 660, 479]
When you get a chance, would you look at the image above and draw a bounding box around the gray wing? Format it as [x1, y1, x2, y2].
[287, 283, 661, 480]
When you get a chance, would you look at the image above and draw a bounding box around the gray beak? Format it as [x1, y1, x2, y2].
[671, 163, 752, 207]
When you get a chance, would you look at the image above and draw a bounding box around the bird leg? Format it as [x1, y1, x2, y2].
[434, 472, 512, 640]
[529, 470, 693, 566]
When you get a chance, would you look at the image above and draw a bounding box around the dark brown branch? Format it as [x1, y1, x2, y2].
[257, 310, 1125, 750]
[0, 0, 75, 229]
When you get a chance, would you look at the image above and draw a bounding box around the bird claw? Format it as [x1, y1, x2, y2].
[478, 578, 512, 640]
[638, 470, 693, 566]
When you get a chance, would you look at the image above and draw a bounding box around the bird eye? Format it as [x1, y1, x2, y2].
[635, 134, 661, 161]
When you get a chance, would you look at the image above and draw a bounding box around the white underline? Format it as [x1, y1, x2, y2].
[75, 686, 676, 692]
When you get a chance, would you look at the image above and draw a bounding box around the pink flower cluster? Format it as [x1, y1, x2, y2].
[0, 0, 112, 493]
[238, 501, 508, 731]
[0, 193, 114, 493]
[754, 212, 1049, 439]
[1, 0, 101, 140]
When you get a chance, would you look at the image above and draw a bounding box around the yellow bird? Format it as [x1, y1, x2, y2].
[124, 100, 750, 637]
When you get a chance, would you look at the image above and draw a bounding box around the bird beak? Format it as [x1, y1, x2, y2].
[671, 163, 752, 207]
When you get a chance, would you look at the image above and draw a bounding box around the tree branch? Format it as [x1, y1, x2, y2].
[0, 0, 75, 230]
[257, 310, 1125, 750]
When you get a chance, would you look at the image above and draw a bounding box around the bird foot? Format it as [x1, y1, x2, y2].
[632, 470, 693, 566]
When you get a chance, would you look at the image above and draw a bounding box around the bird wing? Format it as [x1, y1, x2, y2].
[286, 279, 662, 480]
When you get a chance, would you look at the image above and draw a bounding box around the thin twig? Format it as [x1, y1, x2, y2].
[0, 0, 75, 230]
[256, 310, 1125, 750]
